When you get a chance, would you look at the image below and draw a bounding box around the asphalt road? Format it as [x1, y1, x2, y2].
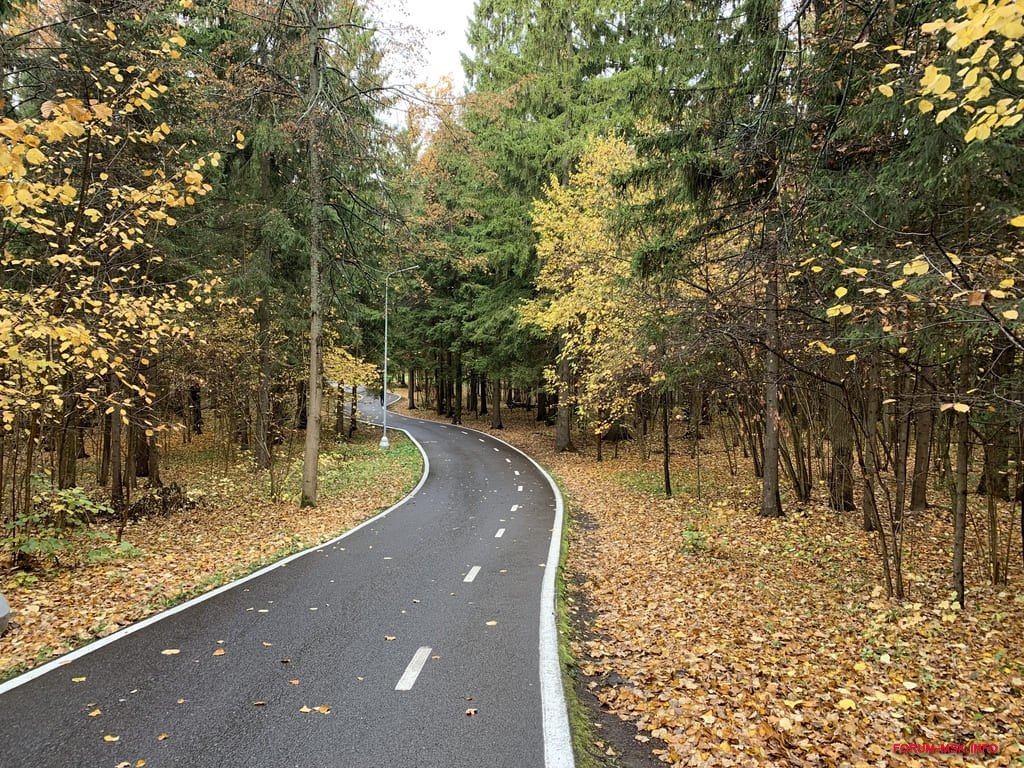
[0, 393, 572, 767]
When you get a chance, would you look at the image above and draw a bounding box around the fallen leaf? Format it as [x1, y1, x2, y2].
[465, 708, 478, 716]
[161, 649, 180, 656]
[299, 705, 312, 713]
[384, 635, 396, 641]
[837, 698, 857, 710]
[158, 733, 169, 741]
[103, 734, 120, 742]
[316, 704, 331, 714]
[485, 621, 497, 626]
[212, 648, 225, 657]
[88, 708, 102, 717]
[262, 642, 273, 647]
[72, 676, 87, 683]
[175, 699, 186, 705]
[253, 701, 267, 706]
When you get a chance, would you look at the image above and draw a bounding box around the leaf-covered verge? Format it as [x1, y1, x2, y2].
[0, 427, 421, 680]
[395, 398, 1023, 767]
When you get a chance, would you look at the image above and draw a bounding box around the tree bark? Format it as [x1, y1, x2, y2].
[490, 377, 503, 430]
[555, 347, 575, 452]
[662, 390, 672, 498]
[828, 363, 855, 511]
[910, 379, 935, 511]
[759, 269, 783, 518]
[952, 357, 971, 608]
[479, 373, 488, 416]
[300, 0, 324, 508]
[256, 300, 272, 469]
[452, 351, 463, 425]
[408, 368, 417, 409]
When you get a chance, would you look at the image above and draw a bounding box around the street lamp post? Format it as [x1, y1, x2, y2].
[380, 265, 418, 449]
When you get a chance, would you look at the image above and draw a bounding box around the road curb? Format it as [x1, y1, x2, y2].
[386, 407, 575, 768]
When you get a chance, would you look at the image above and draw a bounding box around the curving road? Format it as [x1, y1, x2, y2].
[0, 393, 572, 768]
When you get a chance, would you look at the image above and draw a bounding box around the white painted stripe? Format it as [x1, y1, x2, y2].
[478, 438, 485, 442]
[0, 417, 432, 697]
[493, 447, 500, 452]
[445, 424, 574, 767]
[514, 470, 520, 476]
[464, 566, 481, 583]
[395, 646, 432, 691]
[495, 528, 505, 538]
[517, 485, 523, 492]
[505, 458, 511, 463]
[511, 505, 519, 512]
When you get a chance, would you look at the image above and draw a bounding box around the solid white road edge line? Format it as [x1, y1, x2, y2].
[0, 420, 431, 697]
[365, 395, 574, 767]
[395, 646, 433, 691]
[464, 565, 481, 583]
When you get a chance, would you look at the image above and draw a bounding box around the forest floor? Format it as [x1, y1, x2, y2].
[395, 395, 1024, 768]
[0, 424, 421, 680]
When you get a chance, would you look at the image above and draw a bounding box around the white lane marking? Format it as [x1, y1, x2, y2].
[495, 528, 505, 538]
[511, 505, 519, 512]
[0, 422, 432, 697]
[478, 438, 485, 442]
[505, 458, 511, 463]
[395, 646, 433, 691]
[464, 566, 481, 583]
[514, 470, 520, 476]
[460, 430, 468, 434]
[517, 485, 523, 492]
[493, 447, 500, 452]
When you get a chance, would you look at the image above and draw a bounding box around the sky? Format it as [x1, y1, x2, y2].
[372, 0, 477, 96]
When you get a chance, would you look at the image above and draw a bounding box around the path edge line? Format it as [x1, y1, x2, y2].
[386, 407, 574, 768]
[0, 426, 430, 696]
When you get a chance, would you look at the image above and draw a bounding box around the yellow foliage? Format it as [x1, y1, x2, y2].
[523, 135, 655, 430]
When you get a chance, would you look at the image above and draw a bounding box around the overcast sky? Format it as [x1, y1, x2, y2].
[372, 0, 477, 96]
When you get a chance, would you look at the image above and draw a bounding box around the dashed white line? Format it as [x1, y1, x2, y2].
[495, 528, 505, 538]
[395, 646, 433, 691]
[511, 504, 519, 512]
[517, 485, 523, 492]
[493, 447, 500, 452]
[464, 566, 481, 583]
[478, 438, 485, 443]
[505, 458, 511, 463]
[514, 470, 520, 476]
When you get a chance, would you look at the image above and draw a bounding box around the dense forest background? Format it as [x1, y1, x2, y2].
[1, 0, 1022, 611]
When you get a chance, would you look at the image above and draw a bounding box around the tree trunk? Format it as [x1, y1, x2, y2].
[536, 386, 548, 423]
[189, 384, 203, 435]
[408, 368, 417, 410]
[301, 1, 324, 508]
[467, 372, 477, 415]
[759, 269, 783, 518]
[256, 301, 272, 469]
[952, 351, 972, 608]
[555, 349, 574, 452]
[479, 374, 488, 416]
[348, 384, 358, 438]
[452, 351, 463, 425]
[110, 396, 124, 514]
[828, 362, 855, 511]
[910, 381, 935, 511]
[147, 433, 162, 487]
[662, 390, 672, 498]
[490, 377, 503, 430]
